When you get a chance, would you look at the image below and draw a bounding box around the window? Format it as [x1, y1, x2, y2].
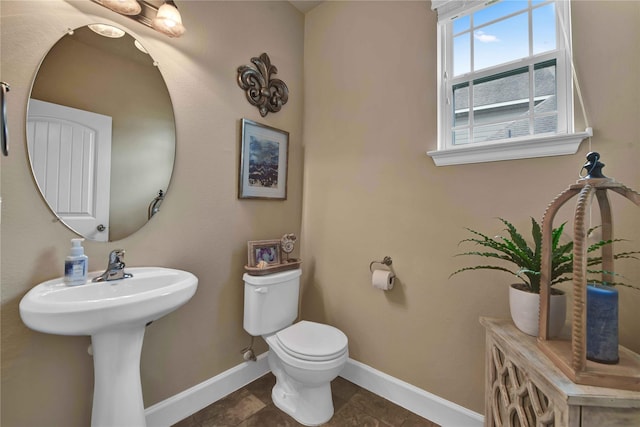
[428, 0, 591, 166]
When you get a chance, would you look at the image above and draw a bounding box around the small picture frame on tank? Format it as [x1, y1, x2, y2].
[247, 239, 282, 267]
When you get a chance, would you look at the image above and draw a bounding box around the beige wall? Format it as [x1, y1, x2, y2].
[1, 1, 304, 426]
[301, 0, 640, 413]
[1, 1, 639, 426]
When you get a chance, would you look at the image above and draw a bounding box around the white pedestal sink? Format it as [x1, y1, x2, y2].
[19, 267, 198, 427]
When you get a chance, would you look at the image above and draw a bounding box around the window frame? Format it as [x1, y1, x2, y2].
[428, 0, 591, 166]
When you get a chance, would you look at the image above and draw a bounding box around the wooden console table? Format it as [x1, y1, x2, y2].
[481, 318, 640, 426]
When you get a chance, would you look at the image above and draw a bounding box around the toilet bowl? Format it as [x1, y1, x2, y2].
[265, 321, 348, 425]
[243, 270, 349, 426]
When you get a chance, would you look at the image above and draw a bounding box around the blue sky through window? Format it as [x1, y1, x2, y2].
[474, 0, 527, 27]
[453, 0, 556, 76]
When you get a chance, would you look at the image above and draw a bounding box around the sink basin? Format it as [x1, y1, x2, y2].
[19, 266, 198, 427]
[20, 267, 197, 335]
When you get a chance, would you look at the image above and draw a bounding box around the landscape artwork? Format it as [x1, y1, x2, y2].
[238, 119, 289, 200]
[248, 136, 279, 188]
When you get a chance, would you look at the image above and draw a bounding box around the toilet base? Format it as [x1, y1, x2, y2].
[267, 350, 338, 426]
[271, 380, 333, 426]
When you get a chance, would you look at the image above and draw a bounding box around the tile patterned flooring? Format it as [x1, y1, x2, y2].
[173, 373, 440, 427]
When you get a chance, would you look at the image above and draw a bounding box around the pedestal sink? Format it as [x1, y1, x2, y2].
[19, 267, 198, 427]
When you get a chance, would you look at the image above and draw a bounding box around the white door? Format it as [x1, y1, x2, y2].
[27, 99, 112, 242]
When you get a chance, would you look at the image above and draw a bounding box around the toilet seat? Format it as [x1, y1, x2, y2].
[275, 320, 348, 362]
[266, 333, 348, 373]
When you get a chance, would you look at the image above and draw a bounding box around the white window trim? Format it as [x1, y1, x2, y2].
[428, 0, 591, 166]
[427, 128, 592, 166]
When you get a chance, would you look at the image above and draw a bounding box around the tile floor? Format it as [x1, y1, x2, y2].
[173, 373, 440, 427]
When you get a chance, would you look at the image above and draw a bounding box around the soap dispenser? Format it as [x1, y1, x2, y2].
[64, 238, 88, 286]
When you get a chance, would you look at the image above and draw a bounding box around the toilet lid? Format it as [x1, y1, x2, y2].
[275, 320, 348, 361]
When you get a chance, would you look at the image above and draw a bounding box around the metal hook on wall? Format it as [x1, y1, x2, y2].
[1, 81, 10, 156]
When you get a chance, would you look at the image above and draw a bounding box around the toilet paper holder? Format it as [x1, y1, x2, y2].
[369, 256, 393, 273]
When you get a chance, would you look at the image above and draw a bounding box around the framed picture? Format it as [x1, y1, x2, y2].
[247, 239, 282, 267]
[238, 119, 289, 200]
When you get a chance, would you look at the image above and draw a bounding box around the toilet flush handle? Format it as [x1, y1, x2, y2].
[254, 287, 268, 294]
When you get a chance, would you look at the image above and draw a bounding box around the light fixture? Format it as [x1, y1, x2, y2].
[91, 0, 186, 39]
[152, 1, 186, 38]
[134, 39, 149, 54]
[88, 23, 126, 38]
[100, 0, 141, 15]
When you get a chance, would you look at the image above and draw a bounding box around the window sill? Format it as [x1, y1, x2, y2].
[427, 129, 593, 166]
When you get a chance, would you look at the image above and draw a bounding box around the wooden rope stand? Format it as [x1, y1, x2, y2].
[537, 166, 640, 391]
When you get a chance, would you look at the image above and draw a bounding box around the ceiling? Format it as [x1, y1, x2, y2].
[289, 1, 323, 14]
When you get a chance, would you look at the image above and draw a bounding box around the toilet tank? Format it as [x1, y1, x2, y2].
[243, 268, 302, 336]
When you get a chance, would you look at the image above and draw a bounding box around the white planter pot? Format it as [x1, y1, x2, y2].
[509, 284, 566, 337]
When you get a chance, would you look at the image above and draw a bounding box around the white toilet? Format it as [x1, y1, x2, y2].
[243, 268, 348, 426]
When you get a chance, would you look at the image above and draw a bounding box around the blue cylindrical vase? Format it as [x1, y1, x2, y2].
[586, 284, 619, 364]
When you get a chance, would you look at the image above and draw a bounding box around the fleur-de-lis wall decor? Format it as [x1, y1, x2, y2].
[237, 53, 289, 117]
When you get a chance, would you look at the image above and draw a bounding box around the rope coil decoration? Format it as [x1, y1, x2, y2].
[571, 184, 594, 372]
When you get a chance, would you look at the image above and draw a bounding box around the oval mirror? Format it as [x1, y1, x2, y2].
[27, 24, 175, 242]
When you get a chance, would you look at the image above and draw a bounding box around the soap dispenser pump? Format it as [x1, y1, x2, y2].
[65, 238, 88, 286]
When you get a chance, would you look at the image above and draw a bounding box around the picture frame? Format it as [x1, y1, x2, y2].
[247, 239, 282, 267]
[238, 118, 289, 200]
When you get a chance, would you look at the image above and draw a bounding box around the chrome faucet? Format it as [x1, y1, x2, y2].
[92, 249, 133, 282]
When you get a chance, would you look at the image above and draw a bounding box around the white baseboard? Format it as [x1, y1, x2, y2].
[144, 352, 270, 427]
[340, 358, 484, 427]
[144, 354, 483, 427]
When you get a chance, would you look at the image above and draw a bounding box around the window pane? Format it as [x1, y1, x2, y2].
[533, 3, 556, 54]
[453, 83, 469, 126]
[454, 33, 471, 76]
[534, 61, 556, 96]
[533, 61, 558, 123]
[473, 119, 529, 143]
[474, 12, 528, 71]
[453, 15, 470, 35]
[453, 129, 470, 145]
[534, 60, 556, 134]
[474, 102, 530, 125]
[534, 115, 557, 134]
[473, 68, 529, 125]
[474, 0, 528, 27]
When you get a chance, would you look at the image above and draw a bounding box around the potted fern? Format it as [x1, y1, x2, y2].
[451, 217, 638, 337]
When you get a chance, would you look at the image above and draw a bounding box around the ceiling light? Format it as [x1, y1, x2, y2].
[152, 2, 186, 38]
[100, 0, 141, 15]
[88, 23, 126, 38]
